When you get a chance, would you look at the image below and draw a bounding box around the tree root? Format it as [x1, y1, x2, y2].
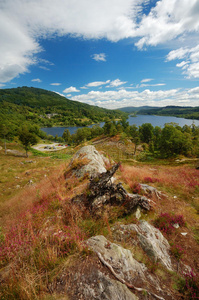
[97, 251, 165, 300]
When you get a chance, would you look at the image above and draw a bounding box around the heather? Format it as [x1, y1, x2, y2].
[0, 137, 198, 299]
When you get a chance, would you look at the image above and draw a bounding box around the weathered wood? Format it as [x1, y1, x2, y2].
[72, 163, 151, 213]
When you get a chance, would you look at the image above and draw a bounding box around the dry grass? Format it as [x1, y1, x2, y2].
[0, 139, 199, 299]
[117, 162, 199, 274]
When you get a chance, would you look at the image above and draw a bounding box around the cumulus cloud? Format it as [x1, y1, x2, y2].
[166, 44, 199, 78]
[135, 0, 199, 48]
[71, 86, 199, 109]
[107, 79, 127, 87]
[91, 53, 107, 62]
[31, 78, 42, 82]
[1, 0, 199, 83]
[63, 86, 80, 93]
[0, 0, 142, 82]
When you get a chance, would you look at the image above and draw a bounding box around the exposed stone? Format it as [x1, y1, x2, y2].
[113, 221, 172, 271]
[135, 207, 141, 220]
[87, 235, 147, 283]
[69, 145, 107, 178]
[75, 269, 138, 300]
[139, 184, 162, 199]
[86, 235, 171, 299]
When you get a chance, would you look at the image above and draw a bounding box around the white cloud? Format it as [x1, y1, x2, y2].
[50, 82, 61, 86]
[135, 0, 199, 48]
[31, 78, 42, 82]
[86, 80, 110, 87]
[166, 44, 199, 78]
[107, 79, 127, 87]
[71, 86, 199, 109]
[189, 87, 199, 94]
[63, 86, 80, 93]
[0, 0, 138, 82]
[166, 48, 189, 61]
[141, 78, 153, 83]
[91, 53, 107, 62]
[1, 0, 199, 83]
[39, 66, 50, 71]
[140, 83, 166, 88]
[176, 61, 188, 68]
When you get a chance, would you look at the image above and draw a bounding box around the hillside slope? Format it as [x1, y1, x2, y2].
[118, 105, 199, 120]
[0, 86, 126, 136]
[0, 142, 198, 299]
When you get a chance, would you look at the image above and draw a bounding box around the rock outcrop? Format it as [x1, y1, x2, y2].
[63, 145, 189, 299]
[112, 221, 172, 271]
[87, 235, 147, 281]
[72, 269, 138, 300]
[86, 235, 172, 299]
[69, 145, 108, 177]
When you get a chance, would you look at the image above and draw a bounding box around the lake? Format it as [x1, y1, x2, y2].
[41, 115, 199, 137]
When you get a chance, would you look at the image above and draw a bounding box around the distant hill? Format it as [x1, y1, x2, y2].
[118, 105, 199, 120]
[118, 106, 159, 113]
[0, 86, 127, 137]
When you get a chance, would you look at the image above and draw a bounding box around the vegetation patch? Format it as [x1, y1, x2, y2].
[154, 213, 186, 235]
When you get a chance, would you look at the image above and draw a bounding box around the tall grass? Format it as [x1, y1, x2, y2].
[0, 163, 87, 299]
[119, 164, 199, 200]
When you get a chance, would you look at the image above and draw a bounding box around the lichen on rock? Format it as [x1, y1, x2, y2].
[69, 145, 108, 178]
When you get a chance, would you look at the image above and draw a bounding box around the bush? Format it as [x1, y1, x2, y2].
[144, 177, 160, 183]
[154, 213, 185, 234]
[130, 182, 142, 194]
[170, 243, 185, 260]
[178, 270, 199, 299]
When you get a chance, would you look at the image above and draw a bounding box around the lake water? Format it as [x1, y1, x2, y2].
[41, 115, 199, 137]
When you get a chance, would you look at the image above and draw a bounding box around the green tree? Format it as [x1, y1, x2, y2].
[103, 120, 117, 136]
[153, 126, 162, 150]
[139, 123, 154, 143]
[18, 126, 38, 157]
[62, 129, 71, 143]
[129, 125, 140, 154]
[159, 125, 192, 157]
[0, 124, 9, 154]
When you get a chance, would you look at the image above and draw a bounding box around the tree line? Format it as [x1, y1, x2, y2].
[1, 115, 199, 159]
[62, 118, 199, 158]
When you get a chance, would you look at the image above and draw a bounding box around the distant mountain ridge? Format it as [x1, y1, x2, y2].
[117, 105, 199, 120]
[118, 105, 160, 112]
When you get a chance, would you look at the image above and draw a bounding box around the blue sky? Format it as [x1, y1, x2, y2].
[0, 0, 199, 109]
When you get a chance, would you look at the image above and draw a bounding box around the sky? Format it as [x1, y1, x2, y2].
[0, 0, 199, 109]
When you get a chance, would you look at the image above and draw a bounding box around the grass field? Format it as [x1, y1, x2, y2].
[0, 137, 199, 299]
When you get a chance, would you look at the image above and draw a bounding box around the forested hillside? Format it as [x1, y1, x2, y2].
[0, 86, 126, 139]
[119, 105, 199, 120]
[138, 105, 199, 120]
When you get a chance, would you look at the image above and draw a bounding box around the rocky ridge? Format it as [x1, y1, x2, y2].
[61, 145, 193, 300]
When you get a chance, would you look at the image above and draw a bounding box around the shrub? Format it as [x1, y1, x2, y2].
[170, 243, 185, 260]
[154, 213, 185, 234]
[178, 270, 199, 299]
[144, 177, 160, 183]
[130, 182, 142, 194]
